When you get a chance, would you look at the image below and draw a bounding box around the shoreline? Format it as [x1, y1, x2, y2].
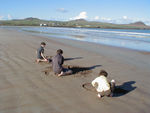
[1, 25, 150, 29]
[0, 28, 150, 113]
[6, 26, 150, 53]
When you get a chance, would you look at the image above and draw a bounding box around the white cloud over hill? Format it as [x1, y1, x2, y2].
[70, 11, 87, 20]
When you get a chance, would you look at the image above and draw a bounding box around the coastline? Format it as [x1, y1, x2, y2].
[0, 28, 150, 113]
[6, 26, 150, 52]
[1, 17, 150, 30]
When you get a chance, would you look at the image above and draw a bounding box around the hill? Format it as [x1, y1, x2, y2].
[129, 21, 146, 26]
[0, 18, 150, 29]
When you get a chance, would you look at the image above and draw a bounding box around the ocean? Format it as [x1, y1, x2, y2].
[4, 26, 150, 52]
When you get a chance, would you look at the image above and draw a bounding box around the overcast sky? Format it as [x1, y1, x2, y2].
[0, 0, 150, 25]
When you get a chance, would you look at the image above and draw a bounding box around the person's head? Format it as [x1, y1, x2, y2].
[57, 49, 63, 55]
[99, 70, 108, 77]
[41, 42, 46, 47]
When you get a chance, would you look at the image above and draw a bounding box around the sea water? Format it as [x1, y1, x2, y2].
[5, 26, 150, 52]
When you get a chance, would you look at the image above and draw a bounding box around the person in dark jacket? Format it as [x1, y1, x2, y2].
[52, 49, 72, 77]
[36, 42, 48, 63]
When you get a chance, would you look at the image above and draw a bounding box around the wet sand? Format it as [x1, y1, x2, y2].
[0, 28, 150, 113]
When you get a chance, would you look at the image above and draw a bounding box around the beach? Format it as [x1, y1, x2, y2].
[0, 28, 150, 113]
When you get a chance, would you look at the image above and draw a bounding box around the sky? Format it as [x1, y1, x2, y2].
[0, 0, 150, 25]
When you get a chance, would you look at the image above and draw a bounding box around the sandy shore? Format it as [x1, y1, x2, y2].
[0, 28, 150, 113]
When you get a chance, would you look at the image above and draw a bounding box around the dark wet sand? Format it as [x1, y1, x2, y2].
[0, 28, 150, 113]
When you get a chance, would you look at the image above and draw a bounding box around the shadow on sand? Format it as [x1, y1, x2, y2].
[68, 65, 102, 75]
[64, 57, 83, 61]
[43, 65, 102, 77]
[113, 81, 136, 97]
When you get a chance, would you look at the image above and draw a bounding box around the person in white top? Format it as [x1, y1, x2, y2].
[91, 70, 115, 98]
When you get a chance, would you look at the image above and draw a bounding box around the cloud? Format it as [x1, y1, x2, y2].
[7, 14, 12, 20]
[123, 16, 128, 19]
[94, 16, 99, 20]
[0, 14, 13, 20]
[57, 8, 68, 13]
[70, 11, 87, 20]
[91, 15, 150, 25]
[100, 17, 112, 21]
[95, 17, 112, 23]
[0, 16, 4, 20]
[144, 20, 150, 25]
[93, 16, 135, 24]
[97, 16, 150, 25]
[116, 16, 136, 24]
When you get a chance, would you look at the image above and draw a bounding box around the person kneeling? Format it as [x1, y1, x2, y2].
[91, 70, 115, 98]
[52, 49, 72, 77]
[36, 42, 48, 63]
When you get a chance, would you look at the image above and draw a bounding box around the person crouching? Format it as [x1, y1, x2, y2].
[91, 70, 115, 98]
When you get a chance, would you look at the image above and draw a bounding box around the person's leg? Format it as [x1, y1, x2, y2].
[111, 80, 115, 92]
[36, 59, 40, 63]
[41, 59, 48, 62]
[58, 71, 64, 77]
[64, 69, 73, 75]
[108, 79, 116, 97]
[104, 89, 111, 97]
[36, 58, 48, 63]
[58, 68, 73, 76]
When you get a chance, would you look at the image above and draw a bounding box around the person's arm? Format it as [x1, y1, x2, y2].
[61, 56, 64, 65]
[59, 55, 64, 65]
[92, 78, 99, 88]
[91, 79, 96, 87]
[41, 53, 47, 61]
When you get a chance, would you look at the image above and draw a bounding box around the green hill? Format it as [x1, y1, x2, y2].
[0, 17, 150, 29]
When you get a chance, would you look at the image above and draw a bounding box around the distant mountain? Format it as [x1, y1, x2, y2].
[70, 19, 87, 22]
[129, 21, 146, 26]
[24, 17, 41, 21]
[0, 17, 150, 29]
[125, 21, 150, 29]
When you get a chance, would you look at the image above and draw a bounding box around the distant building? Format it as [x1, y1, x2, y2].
[40, 23, 47, 26]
